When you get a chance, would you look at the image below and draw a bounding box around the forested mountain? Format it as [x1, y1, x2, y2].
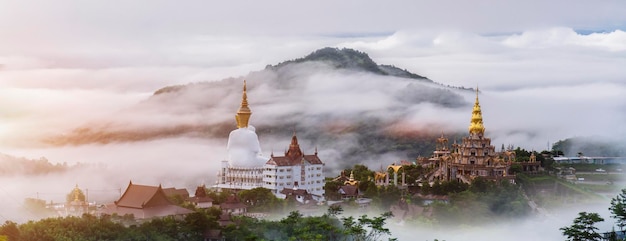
[48, 48, 474, 169]
[268, 47, 430, 80]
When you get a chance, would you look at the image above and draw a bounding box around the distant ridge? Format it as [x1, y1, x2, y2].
[267, 47, 431, 81]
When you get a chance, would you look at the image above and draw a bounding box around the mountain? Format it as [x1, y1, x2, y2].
[268, 47, 430, 81]
[46, 47, 474, 170]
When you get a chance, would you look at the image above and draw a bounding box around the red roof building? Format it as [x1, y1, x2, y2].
[190, 185, 214, 209]
[100, 181, 193, 220]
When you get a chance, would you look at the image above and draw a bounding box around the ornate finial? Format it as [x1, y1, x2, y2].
[468, 86, 485, 136]
[235, 80, 252, 128]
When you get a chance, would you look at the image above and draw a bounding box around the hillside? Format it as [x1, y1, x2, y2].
[45, 47, 474, 169]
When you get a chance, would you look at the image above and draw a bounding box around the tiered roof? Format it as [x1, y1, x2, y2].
[266, 133, 322, 166]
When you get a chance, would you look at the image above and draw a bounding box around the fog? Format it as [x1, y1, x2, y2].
[1, 1, 625, 239]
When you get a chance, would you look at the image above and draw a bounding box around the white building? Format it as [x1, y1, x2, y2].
[263, 134, 325, 199]
[215, 81, 325, 200]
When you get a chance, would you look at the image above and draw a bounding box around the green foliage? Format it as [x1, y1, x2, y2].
[221, 209, 395, 241]
[238, 187, 285, 212]
[8, 210, 222, 241]
[432, 179, 529, 225]
[425, 180, 469, 195]
[609, 189, 626, 231]
[0, 221, 20, 241]
[206, 189, 230, 204]
[402, 165, 427, 185]
[560, 212, 604, 241]
[346, 164, 375, 184]
[324, 180, 343, 201]
[510, 163, 523, 174]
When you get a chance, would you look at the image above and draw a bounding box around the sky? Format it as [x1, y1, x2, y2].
[1, 0, 625, 148]
[0, 0, 625, 232]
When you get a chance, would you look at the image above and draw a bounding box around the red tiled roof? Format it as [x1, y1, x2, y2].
[191, 196, 214, 203]
[220, 195, 247, 210]
[194, 185, 208, 197]
[115, 182, 173, 208]
[103, 182, 194, 219]
[339, 185, 359, 196]
[280, 188, 309, 196]
[162, 187, 190, 198]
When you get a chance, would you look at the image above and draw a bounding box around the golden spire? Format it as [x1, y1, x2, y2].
[73, 184, 81, 202]
[345, 171, 358, 186]
[235, 80, 252, 128]
[468, 87, 485, 135]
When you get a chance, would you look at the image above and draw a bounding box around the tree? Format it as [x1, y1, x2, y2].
[0, 221, 20, 241]
[342, 212, 395, 241]
[238, 187, 284, 212]
[324, 180, 343, 201]
[609, 189, 626, 231]
[560, 212, 604, 241]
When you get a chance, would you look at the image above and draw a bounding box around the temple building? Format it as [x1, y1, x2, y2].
[423, 89, 515, 183]
[100, 182, 193, 220]
[215, 81, 325, 200]
[265, 133, 325, 199]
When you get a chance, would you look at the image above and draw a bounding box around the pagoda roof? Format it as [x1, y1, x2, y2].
[266, 133, 323, 166]
[103, 181, 193, 219]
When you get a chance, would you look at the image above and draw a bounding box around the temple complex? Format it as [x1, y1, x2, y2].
[423, 89, 515, 184]
[215, 81, 325, 200]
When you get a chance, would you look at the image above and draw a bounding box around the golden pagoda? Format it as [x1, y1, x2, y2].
[424, 87, 515, 184]
[468, 88, 485, 136]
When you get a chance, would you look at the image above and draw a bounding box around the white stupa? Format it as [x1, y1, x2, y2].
[227, 125, 268, 168]
[216, 81, 269, 190]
